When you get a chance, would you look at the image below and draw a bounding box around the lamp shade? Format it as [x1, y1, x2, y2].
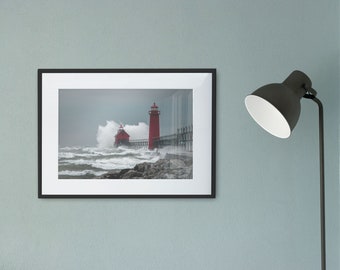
[245, 70, 312, 138]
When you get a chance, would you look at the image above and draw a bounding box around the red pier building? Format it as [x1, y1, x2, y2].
[148, 102, 160, 150]
[114, 124, 130, 147]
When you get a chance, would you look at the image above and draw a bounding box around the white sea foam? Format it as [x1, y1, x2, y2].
[60, 119, 157, 178]
[124, 122, 149, 140]
[58, 152, 76, 159]
[59, 170, 107, 176]
[96, 121, 119, 149]
[59, 145, 161, 176]
[60, 146, 82, 151]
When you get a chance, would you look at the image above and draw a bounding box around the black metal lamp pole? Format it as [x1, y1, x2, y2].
[305, 94, 326, 270]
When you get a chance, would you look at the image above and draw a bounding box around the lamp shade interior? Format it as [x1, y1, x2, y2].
[245, 94, 291, 138]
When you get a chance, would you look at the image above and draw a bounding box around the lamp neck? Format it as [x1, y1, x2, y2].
[303, 88, 318, 99]
[283, 70, 315, 98]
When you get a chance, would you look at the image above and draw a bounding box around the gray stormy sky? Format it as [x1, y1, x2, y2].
[59, 88, 193, 147]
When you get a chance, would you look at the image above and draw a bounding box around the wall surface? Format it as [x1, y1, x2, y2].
[0, 0, 339, 269]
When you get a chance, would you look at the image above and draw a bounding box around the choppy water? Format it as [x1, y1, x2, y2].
[58, 146, 161, 179]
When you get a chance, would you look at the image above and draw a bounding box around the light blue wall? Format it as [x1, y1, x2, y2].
[0, 0, 339, 269]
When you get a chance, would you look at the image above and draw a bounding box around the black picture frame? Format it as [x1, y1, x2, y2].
[38, 69, 216, 198]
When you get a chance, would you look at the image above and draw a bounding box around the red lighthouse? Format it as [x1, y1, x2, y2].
[148, 102, 160, 150]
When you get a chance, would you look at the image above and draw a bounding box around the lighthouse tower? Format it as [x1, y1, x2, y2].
[148, 102, 160, 150]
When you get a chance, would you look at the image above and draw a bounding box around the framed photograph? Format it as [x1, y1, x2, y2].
[38, 69, 216, 198]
